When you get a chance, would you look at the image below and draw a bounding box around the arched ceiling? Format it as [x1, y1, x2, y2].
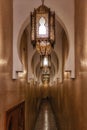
[19, 17, 69, 84]
[13, 0, 75, 80]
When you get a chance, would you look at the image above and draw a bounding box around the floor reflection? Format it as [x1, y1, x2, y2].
[34, 99, 58, 130]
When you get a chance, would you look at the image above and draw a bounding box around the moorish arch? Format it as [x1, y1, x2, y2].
[13, 1, 75, 82]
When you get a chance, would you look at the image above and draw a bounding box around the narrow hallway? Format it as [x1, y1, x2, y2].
[34, 99, 58, 130]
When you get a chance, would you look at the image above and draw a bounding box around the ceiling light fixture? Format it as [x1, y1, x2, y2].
[31, 0, 55, 55]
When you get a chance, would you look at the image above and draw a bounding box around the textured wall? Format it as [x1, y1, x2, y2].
[75, 0, 87, 72]
[0, 0, 12, 73]
[49, 0, 87, 130]
[0, 0, 87, 130]
[0, 0, 41, 130]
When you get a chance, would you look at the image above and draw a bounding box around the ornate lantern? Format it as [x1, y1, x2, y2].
[40, 55, 51, 85]
[31, 0, 55, 55]
[40, 55, 51, 68]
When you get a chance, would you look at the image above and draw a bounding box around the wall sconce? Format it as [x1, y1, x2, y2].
[31, 0, 55, 55]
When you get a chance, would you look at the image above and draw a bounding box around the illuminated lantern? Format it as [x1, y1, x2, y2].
[31, 0, 55, 55]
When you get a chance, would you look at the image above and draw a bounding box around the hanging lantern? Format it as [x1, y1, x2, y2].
[40, 55, 51, 68]
[31, 0, 55, 55]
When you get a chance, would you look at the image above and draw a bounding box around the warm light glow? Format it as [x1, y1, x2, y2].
[39, 26, 46, 35]
[0, 59, 7, 65]
[44, 110, 48, 130]
[81, 60, 87, 67]
[43, 57, 48, 67]
[39, 17, 46, 35]
[18, 70, 27, 78]
[31, 3, 55, 55]
[64, 72, 70, 79]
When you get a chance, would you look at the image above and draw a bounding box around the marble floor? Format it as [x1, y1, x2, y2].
[34, 99, 58, 130]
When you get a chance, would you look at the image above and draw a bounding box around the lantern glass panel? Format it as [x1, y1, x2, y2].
[39, 17, 46, 35]
[43, 56, 48, 67]
[36, 14, 49, 38]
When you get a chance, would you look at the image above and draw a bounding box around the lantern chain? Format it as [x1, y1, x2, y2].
[41, 0, 45, 5]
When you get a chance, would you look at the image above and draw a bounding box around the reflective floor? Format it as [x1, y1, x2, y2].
[34, 99, 58, 130]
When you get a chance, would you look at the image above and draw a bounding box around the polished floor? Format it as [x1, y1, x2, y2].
[34, 99, 58, 130]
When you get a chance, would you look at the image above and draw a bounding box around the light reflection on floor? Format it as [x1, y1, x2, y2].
[34, 99, 58, 130]
[44, 110, 48, 130]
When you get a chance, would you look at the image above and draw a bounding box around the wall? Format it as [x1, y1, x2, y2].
[0, 0, 42, 130]
[0, 0, 87, 130]
[49, 0, 87, 130]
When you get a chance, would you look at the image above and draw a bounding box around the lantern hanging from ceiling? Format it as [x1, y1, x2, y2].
[40, 55, 51, 68]
[31, 0, 55, 55]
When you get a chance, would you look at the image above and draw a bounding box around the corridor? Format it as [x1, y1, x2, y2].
[0, 0, 87, 130]
[34, 99, 58, 130]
